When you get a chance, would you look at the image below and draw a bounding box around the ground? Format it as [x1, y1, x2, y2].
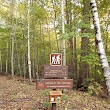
[0, 75, 110, 110]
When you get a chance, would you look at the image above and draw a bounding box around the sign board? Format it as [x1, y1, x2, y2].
[44, 65, 68, 78]
[49, 91, 62, 103]
[36, 79, 73, 89]
[50, 53, 62, 66]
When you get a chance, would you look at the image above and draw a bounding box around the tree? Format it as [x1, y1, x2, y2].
[65, 0, 74, 73]
[27, 0, 32, 82]
[61, 0, 66, 66]
[78, 0, 90, 88]
[11, 0, 15, 78]
[0, 51, 2, 73]
[90, 0, 110, 96]
[6, 40, 8, 74]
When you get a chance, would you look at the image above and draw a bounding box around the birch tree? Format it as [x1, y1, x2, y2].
[28, 0, 32, 82]
[90, 0, 110, 96]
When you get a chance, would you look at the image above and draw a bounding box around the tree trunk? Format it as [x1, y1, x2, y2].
[40, 22, 46, 65]
[0, 51, 2, 73]
[6, 40, 8, 74]
[65, 0, 74, 73]
[52, 2, 59, 52]
[28, 0, 32, 82]
[11, 0, 15, 78]
[15, 37, 21, 76]
[20, 14, 26, 79]
[78, 0, 90, 88]
[15, 1, 21, 76]
[74, 36, 77, 78]
[61, 0, 66, 66]
[42, 25, 46, 64]
[32, 13, 39, 78]
[90, 0, 110, 96]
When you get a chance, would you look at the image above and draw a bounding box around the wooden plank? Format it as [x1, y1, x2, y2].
[50, 91, 62, 96]
[44, 65, 68, 78]
[36, 79, 73, 89]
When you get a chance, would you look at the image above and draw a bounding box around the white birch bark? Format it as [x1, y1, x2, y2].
[90, 0, 110, 96]
[61, 0, 66, 66]
[28, 0, 32, 82]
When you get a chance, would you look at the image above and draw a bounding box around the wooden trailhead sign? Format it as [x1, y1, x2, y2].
[36, 53, 73, 90]
[36, 53, 73, 110]
[50, 53, 62, 66]
[44, 65, 68, 78]
[36, 79, 73, 89]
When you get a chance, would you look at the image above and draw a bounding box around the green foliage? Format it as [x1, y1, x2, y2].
[68, 72, 74, 79]
[59, 32, 79, 40]
[81, 78, 103, 96]
[0, 0, 110, 87]
[85, 78, 94, 82]
[43, 101, 50, 109]
[62, 94, 68, 101]
[108, 56, 110, 63]
[88, 81, 103, 96]
[31, 3, 47, 21]
[81, 53, 100, 66]
[77, 20, 91, 29]
[42, 90, 49, 96]
[81, 33, 94, 38]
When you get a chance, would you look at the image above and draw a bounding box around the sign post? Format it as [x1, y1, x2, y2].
[52, 103, 56, 110]
[36, 53, 73, 110]
[50, 53, 62, 110]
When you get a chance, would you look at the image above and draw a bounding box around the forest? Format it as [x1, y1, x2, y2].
[0, 0, 110, 109]
[0, 0, 110, 98]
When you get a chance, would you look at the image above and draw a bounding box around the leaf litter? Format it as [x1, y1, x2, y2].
[0, 75, 110, 110]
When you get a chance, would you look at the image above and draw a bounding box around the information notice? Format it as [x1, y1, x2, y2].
[36, 79, 73, 89]
[44, 65, 68, 78]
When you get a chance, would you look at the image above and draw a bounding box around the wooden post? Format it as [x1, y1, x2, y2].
[52, 103, 56, 110]
[52, 89, 56, 110]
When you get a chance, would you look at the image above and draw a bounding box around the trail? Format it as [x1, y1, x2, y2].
[0, 75, 44, 110]
[0, 75, 110, 110]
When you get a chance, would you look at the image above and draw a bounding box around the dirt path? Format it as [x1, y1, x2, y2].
[0, 75, 110, 110]
[0, 75, 45, 110]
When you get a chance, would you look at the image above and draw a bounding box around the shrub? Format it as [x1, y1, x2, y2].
[62, 94, 68, 101]
[88, 81, 103, 96]
[43, 101, 50, 109]
[42, 90, 49, 96]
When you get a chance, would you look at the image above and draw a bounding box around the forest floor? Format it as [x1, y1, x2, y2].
[0, 75, 110, 110]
